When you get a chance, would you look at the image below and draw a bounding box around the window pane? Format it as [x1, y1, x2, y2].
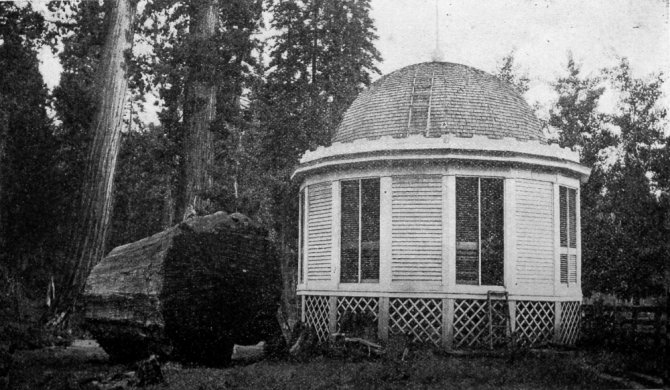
[568, 188, 577, 249]
[559, 186, 568, 247]
[341, 181, 359, 283]
[456, 177, 479, 285]
[361, 179, 380, 281]
[480, 178, 504, 286]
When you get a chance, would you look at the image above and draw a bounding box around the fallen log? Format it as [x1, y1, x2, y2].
[231, 341, 266, 363]
[330, 333, 385, 357]
[82, 212, 281, 366]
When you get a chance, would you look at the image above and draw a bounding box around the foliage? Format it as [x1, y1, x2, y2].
[261, 0, 381, 242]
[0, 2, 62, 288]
[550, 57, 669, 298]
[495, 51, 530, 95]
[126, 0, 264, 224]
[49, 1, 106, 231]
[109, 124, 174, 248]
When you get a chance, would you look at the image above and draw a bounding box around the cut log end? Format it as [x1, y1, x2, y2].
[82, 212, 281, 365]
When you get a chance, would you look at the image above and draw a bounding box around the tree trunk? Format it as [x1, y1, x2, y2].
[180, 0, 218, 220]
[162, 182, 175, 229]
[278, 220, 299, 337]
[0, 111, 6, 257]
[82, 212, 281, 365]
[55, 0, 136, 317]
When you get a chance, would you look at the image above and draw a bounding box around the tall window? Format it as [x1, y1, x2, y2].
[299, 189, 305, 284]
[560, 186, 577, 285]
[456, 177, 504, 285]
[341, 178, 380, 283]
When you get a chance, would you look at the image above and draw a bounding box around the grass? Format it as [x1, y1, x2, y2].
[6, 343, 639, 389]
[147, 350, 623, 389]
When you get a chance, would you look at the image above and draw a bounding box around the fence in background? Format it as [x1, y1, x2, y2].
[581, 302, 668, 349]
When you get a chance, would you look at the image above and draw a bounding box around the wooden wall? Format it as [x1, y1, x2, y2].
[300, 167, 582, 299]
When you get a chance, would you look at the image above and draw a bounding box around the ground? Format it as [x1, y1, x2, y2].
[6, 340, 663, 390]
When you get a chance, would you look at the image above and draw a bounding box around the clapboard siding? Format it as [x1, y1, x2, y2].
[391, 176, 442, 281]
[307, 182, 332, 281]
[515, 179, 554, 286]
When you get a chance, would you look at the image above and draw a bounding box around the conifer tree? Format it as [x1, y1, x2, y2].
[550, 57, 668, 298]
[262, 0, 381, 323]
[131, 0, 263, 223]
[495, 51, 530, 95]
[53, 0, 138, 318]
[0, 3, 58, 282]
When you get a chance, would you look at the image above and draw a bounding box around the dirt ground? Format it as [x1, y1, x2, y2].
[4, 340, 665, 389]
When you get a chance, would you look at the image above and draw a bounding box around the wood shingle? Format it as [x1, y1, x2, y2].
[333, 62, 545, 143]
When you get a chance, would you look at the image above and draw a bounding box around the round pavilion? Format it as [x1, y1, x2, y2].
[292, 62, 590, 349]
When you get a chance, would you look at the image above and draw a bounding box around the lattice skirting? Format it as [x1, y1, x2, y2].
[303, 295, 330, 342]
[389, 298, 442, 345]
[337, 296, 379, 332]
[302, 295, 580, 348]
[453, 298, 508, 349]
[515, 300, 555, 346]
[559, 301, 580, 345]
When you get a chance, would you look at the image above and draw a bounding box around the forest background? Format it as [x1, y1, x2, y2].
[0, 0, 668, 334]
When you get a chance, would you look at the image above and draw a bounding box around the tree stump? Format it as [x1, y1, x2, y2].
[82, 212, 281, 366]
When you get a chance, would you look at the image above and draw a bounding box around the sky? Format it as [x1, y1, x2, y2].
[37, 0, 670, 123]
[370, 0, 669, 115]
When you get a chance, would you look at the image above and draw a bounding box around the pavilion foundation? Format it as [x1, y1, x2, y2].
[301, 294, 581, 349]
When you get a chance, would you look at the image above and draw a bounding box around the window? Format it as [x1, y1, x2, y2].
[341, 178, 380, 283]
[456, 177, 504, 285]
[299, 189, 305, 284]
[560, 186, 577, 285]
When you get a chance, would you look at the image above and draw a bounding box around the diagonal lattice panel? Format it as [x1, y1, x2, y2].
[559, 301, 580, 345]
[336, 296, 379, 332]
[454, 299, 489, 349]
[454, 298, 509, 349]
[515, 301, 554, 346]
[304, 295, 330, 342]
[389, 298, 442, 345]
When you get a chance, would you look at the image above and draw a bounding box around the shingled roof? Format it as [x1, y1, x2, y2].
[333, 62, 545, 143]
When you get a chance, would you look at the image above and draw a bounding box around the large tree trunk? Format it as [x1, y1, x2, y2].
[0, 112, 5, 257]
[82, 212, 281, 366]
[180, 0, 218, 219]
[55, 0, 136, 317]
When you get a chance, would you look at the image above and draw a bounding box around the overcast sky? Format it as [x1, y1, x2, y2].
[38, 0, 669, 122]
[371, 0, 669, 114]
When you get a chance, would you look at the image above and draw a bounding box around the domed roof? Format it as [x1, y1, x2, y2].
[333, 62, 545, 143]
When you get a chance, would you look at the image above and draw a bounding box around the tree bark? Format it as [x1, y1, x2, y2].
[180, 0, 218, 220]
[83, 212, 281, 365]
[55, 0, 136, 317]
[0, 111, 6, 257]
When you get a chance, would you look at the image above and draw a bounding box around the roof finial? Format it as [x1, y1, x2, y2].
[431, 0, 444, 62]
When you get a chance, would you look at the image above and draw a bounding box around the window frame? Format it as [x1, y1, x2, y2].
[340, 177, 380, 284]
[298, 187, 305, 284]
[455, 176, 505, 286]
[559, 185, 578, 286]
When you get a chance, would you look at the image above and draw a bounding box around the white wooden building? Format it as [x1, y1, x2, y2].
[292, 62, 590, 349]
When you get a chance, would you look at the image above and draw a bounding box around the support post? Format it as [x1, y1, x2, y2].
[508, 300, 516, 335]
[442, 298, 455, 350]
[379, 177, 392, 288]
[328, 296, 338, 335]
[378, 296, 390, 341]
[554, 301, 562, 343]
[301, 295, 306, 322]
[331, 181, 341, 286]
